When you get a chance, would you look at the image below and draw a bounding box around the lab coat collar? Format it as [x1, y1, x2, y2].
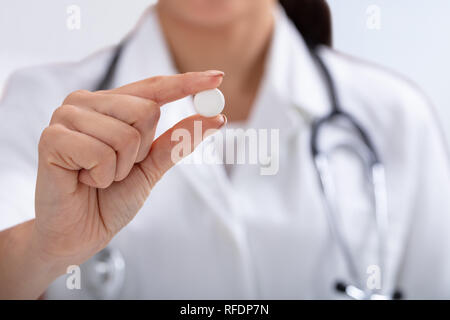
[113, 6, 178, 86]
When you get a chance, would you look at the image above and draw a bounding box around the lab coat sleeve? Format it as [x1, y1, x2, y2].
[0, 68, 53, 231]
[0, 49, 114, 232]
[397, 90, 450, 299]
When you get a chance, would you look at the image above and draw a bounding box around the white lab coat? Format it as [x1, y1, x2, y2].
[1, 6, 449, 299]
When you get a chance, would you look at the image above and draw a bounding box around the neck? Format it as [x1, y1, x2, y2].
[156, 3, 275, 122]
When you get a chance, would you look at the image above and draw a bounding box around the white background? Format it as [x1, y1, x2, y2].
[0, 0, 449, 142]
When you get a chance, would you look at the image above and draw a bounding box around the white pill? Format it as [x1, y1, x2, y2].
[193, 88, 225, 117]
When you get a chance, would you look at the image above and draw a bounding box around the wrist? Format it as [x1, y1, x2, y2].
[28, 221, 71, 280]
[0, 220, 65, 299]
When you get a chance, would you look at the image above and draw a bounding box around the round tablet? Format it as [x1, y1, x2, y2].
[193, 88, 225, 117]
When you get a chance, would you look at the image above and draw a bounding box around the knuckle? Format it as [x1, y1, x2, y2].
[181, 72, 193, 81]
[146, 76, 165, 103]
[180, 82, 192, 97]
[63, 89, 90, 104]
[38, 125, 62, 150]
[141, 101, 160, 124]
[91, 170, 113, 189]
[120, 126, 141, 149]
[38, 125, 66, 163]
[99, 145, 116, 163]
[51, 104, 78, 123]
[139, 158, 163, 189]
[146, 167, 162, 188]
[128, 126, 141, 144]
[95, 89, 110, 95]
[148, 76, 163, 85]
[38, 126, 53, 154]
[96, 149, 116, 188]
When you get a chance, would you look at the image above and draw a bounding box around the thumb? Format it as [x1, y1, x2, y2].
[138, 114, 227, 187]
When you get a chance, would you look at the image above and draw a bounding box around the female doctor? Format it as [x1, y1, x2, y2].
[0, 0, 450, 299]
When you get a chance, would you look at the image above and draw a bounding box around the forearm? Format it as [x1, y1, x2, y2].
[0, 220, 62, 299]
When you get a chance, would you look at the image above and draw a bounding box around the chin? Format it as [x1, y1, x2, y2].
[158, 0, 260, 27]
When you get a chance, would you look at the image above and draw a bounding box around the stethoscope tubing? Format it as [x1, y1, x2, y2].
[309, 47, 402, 299]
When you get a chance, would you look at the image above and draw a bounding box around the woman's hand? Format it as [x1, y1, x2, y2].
[33, 71, 225, 276]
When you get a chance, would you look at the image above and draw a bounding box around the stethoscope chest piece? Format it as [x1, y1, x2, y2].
[82, 246, 126, 299]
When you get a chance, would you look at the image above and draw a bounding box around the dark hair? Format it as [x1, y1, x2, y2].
[279, 0, 332, 48]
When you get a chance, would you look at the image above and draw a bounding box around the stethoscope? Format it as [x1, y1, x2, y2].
[309, 49, 403, 299]
[81, 41, 404, 300]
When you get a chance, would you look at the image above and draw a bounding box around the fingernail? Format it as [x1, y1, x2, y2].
[219, 114, 227, 127]
[204, 70, 225, 77]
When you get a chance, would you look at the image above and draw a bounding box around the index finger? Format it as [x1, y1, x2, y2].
[110, 70, 224, 106]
